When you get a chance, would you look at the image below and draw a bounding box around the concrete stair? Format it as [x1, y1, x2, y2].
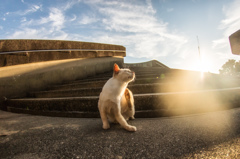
[5, 67, 240, 118]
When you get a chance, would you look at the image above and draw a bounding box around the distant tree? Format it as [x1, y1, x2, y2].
[219, 59, 240, 76]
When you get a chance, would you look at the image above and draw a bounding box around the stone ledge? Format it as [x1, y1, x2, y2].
[0, 39, 126, 66]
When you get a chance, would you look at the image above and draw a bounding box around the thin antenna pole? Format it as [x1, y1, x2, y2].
[196, 36, 201, 61]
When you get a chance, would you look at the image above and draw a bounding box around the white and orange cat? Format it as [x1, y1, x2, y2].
[98, 63, 136, 132]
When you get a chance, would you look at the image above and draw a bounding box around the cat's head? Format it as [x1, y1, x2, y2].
[113, 63, 135, 83]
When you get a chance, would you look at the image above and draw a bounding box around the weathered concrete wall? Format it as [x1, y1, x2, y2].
[0, 39, 126, 67]
[229, 29, 240, 55]
[0, 57, 123, 108]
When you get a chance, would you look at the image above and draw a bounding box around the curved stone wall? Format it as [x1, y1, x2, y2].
[0, 39, 125, 106]
[0, 39, 126, 67]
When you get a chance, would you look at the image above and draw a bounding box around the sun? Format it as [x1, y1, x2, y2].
[199, 60, 211, 72]
[195, 51, 213, 73]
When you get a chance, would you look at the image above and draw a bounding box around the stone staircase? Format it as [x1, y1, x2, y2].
[4, 66, 240, 118]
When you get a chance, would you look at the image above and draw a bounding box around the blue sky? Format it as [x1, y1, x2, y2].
[1, 0, 240, 73]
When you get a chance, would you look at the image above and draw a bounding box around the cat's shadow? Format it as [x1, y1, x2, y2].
[86, 122, 136, 134]
[101, 124, 135, 133]
[102, 120, 137, 133]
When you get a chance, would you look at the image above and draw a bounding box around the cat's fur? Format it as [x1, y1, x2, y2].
[121, 88, 135, 121]
[98, 64, 136, 132]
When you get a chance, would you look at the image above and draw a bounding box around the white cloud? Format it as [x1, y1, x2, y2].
[220, 0, 240, 36]
[212, 38, 229, 49]
[9, 7, 67, 40]
[0, 26, 3, 30]
[208, 0, 240, 72]
[7, 28, 68, 40]
[47, 8, 65, 31]
[212, 0, 240, 57]
[21, 17, 27, 23]
[214, 0, 240, 47]
[70, 14, 77, 22]
[21, 7, 65, 31]
[79, 15, 98, 25]
[62, 0, 82, 11]
[3, 4, 42, 17]
[18, 4, 42, 16]
[2, 12, 9, 21]
[6, 0, 188, 68]
[84, 0, 188, 60]
[8, 28, 43, 39]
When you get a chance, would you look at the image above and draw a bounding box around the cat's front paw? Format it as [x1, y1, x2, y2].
[126, 125, 137, 132]
[103, 124, 110, 130]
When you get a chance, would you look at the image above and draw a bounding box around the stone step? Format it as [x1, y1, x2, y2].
[30, 76, 240, 98]
[7, 88, 240, 116]
[29, 83, 171, 98]
[47, 78, 166, 91]
[67, 73, 167, 84]
[80, 68, 168, 79]
[129, 67, 170, 72]
[5, 64, 240, 119]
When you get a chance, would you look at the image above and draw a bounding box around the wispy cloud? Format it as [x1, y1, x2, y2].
[62, 0, 82, 11]
[70, 14, 77, 22]
[83, 0, 188, 59]
[14, 4, 42, 16]
[7, 0, 81, 39]
[79, 14, 98, 25]
[44, 8, 65, 31]
[21, 7, 65, 30]
[213, 0, 240, 48]
[9, 6, 67, 39]
[8, 27, 68, 40]
[220, 0, 240, 36]
[6, 0, 188, 66]
[210, 0, 240, 72]
[21, 17, 27, 23]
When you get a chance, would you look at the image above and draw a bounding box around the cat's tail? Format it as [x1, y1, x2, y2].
[124, 88, 134, 110]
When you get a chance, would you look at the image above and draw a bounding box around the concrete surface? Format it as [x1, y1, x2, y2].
[0, 108, 239, 158]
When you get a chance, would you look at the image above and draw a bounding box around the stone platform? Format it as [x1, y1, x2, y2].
[0, 109, 239, 158]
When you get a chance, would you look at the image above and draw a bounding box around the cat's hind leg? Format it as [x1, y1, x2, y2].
[113, 103, 137, 132]
[115, 111, 136, 132]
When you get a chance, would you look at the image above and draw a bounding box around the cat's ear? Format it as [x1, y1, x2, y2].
[113, 63, 120, 75]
